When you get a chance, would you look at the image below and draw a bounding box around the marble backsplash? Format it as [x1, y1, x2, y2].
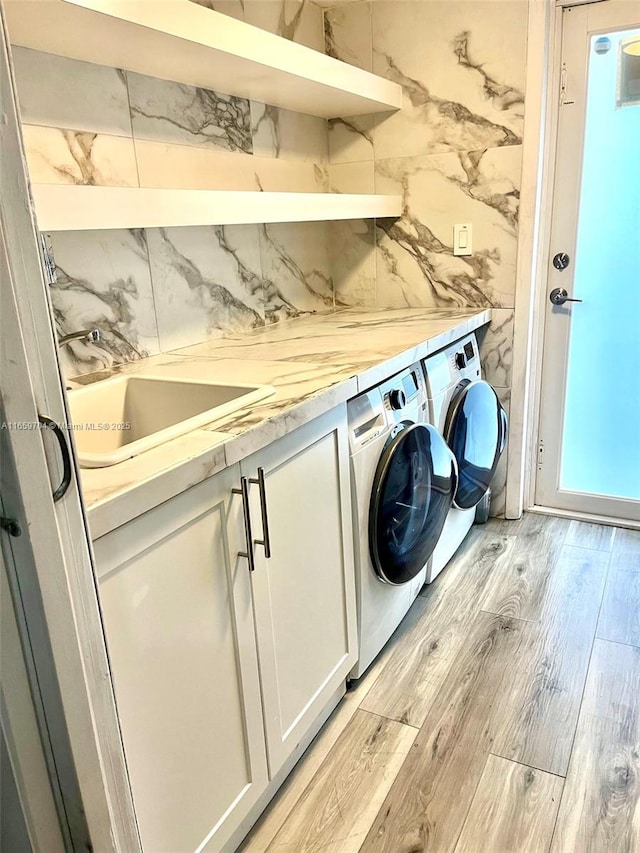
[192, 0, 325, 52]
[324, 0, 524, 385]
[12, 0, 334, 378]
[14, 0, 521, 516]
[46, 220, 337, 378]
[324, 0, 528, 515]
[324, 0, 526, 318]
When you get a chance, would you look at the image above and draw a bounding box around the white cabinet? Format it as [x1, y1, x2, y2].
[93, 464, 268, 853]
[93, 405, 357, 850]
[240, 405, 357, 776]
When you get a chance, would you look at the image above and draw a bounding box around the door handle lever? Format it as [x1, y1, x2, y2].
[1, 516, 22, 537]
[550, 287, 582, 306]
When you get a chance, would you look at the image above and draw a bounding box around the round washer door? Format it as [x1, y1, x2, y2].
[369, 422, 458, 586]
[445, 380, 508, 510]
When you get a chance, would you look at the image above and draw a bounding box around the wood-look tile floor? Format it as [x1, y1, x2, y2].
[240, 514, 640, 853]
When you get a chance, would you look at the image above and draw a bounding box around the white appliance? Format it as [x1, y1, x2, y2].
[422, 333, 508, 582]
[347, 364, 457, 678]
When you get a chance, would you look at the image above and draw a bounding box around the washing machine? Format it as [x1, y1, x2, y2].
[347, 363, 458, 678]
[422, 333, 508, 582]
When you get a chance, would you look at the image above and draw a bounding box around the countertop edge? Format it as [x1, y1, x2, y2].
[86, 309, 491, 540]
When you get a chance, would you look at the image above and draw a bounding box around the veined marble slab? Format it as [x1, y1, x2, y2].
[328, 114, 375, 166]
[324, 1, 376, 167]
[81, 307, 491, 538]
[370, 0, 527, 160]
[50, 218, 336, 377]
[322, 0, 524, 430]
[329, 162, 374, 195]
[324, 1, 373, 72]
[48, 229, 160, 377]
[250, 101, 328, 163]
[127, 71, 252, 154]
[192, 0, 325, 52]
[375, 146, 522, 309]
[329, 218, 376, 307]
[12, 47, 132, 136]
[259, 221, 334, 319]
[477, 308, 514, 390]
[23, 125, 138, 187]
[146, 225, 265, 352]
[134, 139, 327, 193]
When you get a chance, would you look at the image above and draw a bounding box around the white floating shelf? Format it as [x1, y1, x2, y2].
[32, 186, 402, 231]
[5, 0, 402, 118]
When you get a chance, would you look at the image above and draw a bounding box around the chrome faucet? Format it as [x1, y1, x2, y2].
[58, 328, 101, 348]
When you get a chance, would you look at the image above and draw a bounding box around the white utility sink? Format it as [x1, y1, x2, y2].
[67, 375, 275, 467]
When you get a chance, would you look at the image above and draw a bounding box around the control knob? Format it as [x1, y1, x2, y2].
[455, 352, 467, 370]
[388, 388, 406, 411]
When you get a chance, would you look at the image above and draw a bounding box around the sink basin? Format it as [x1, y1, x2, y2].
[67, 375, 275, 467]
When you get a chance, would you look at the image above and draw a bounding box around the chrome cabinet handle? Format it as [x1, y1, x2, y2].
[232, 477, 255, 572]
[549, 287, 582, 306]
[38, 415, 72, 502]
[250, 467, 271, 558]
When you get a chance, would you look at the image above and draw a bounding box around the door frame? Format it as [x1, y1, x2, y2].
[533, 0, 640, 522]
[524, 0, 570, 517]
[511, 0, 640, 528]
[504, 0, 564, 519]
[0, 9, 141, 849]
[504, 0, 640, 527]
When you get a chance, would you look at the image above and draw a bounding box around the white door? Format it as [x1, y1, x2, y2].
[93, 465, 269, 853]
[1, 546, 66, 852]
[240, 406, 357, 777]
[1, 12, 140, 849]
[536, 0, 640, 523]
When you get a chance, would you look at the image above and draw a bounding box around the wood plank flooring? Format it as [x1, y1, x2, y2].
[241, 514, 640, 853]
[455, 755, 563, 853]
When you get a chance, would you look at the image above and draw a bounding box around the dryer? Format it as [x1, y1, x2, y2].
[347, 363, 457, 678]
[422, 333, 507, 582]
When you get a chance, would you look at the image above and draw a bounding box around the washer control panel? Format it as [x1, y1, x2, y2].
[379, 362, 427, 425]
[423, 333, 482, 400]
[450, 337, 480, 376]
[347, 388, 387, 452]
[348, 362, 429, 452]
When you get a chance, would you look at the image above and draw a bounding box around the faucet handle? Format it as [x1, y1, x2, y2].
[57, 328, 102, 349]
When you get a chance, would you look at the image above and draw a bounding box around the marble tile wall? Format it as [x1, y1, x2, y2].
[11, 0, 333, 378]
[12, 0, 522, 512]
[192, 0, 325, 52]
[324, 0, 528, 513]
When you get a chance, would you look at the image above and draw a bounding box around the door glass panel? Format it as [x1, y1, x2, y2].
[560, 27, 640, 500]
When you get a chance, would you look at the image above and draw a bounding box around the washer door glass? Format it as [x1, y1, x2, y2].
[445, 380, 508, 510]
[369, 423, 457, 586]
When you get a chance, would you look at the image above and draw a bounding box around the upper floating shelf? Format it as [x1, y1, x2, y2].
[5, 0, 403, 118]
[32, 186, 403, 231]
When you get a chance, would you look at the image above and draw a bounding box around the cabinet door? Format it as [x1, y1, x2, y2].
[93, 465, 268, 853]
[241, 405, 357, 776]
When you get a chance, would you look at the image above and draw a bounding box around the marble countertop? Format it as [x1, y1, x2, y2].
[80, 307, 491, 539]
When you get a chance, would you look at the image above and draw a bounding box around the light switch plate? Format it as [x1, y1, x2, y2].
[453, 223, 472, 256]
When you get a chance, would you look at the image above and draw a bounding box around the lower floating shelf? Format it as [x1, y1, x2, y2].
[32, 186, 402, 231]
